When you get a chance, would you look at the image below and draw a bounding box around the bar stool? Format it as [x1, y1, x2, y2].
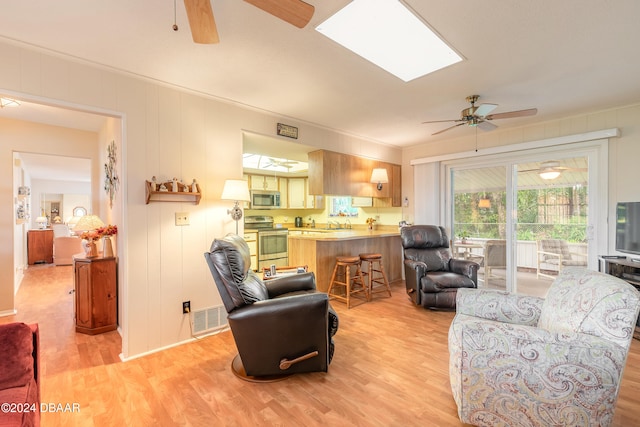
[327, 255, 368, 309]
[359, 253, 392, 301]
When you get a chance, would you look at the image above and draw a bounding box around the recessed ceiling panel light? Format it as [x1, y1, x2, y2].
[316, 0, 462, 82]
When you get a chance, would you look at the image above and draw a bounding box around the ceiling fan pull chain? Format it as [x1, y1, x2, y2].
[173, 0, 179, 31]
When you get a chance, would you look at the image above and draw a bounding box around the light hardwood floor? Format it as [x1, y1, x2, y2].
[2, 264, 640, 426]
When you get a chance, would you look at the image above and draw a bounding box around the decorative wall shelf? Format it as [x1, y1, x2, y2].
[145, 180, 201, 205]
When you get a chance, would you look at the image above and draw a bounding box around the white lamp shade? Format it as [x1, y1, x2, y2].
[221, 179, 250, 201]
[36, 216, 47, 224]
[74, 214, 105, 232]
[370, 168, 389, 184]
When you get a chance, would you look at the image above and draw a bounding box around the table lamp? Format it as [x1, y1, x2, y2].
[221, 179, 250, 234]
[74, 215, 105, 257]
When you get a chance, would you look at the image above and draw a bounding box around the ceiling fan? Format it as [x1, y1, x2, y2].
[423, 95, 538, 136]
[182, 0, 315, 44]
[264, 157, 298, 169]
[519, 160, 587, 180]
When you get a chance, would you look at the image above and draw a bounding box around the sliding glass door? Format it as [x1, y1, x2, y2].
[447, 145, 601, 296]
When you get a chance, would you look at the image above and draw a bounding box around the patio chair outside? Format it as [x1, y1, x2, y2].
[537, 239, 587, 280]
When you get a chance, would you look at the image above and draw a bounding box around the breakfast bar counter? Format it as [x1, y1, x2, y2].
[288, 228, 403, 293]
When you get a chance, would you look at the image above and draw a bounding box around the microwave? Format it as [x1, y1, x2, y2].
[250, 190, 281, 209]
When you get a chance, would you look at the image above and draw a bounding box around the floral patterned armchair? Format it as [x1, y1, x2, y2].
[449, 267, 640, 427]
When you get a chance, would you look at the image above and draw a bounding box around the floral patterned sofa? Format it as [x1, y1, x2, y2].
[449, 267, 640, 427]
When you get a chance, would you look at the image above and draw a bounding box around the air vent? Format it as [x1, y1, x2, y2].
[190, 305, 228, 336]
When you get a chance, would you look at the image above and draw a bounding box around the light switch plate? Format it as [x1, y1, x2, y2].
[175, 212, 190, 226]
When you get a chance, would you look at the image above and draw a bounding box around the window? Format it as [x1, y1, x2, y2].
[328, 197, 358, 217]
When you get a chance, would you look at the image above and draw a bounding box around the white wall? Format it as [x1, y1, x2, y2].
[0, 40, 402, 358]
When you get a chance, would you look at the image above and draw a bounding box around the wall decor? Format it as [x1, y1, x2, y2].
[277, 123, 298, 139]
[104, 141, 119, 208]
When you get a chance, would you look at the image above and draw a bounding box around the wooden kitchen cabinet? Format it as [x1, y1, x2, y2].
[308, 149, 401, 205]
[250, 175, 279, 191]
[74, 256, 117, 335]
[27, 229, 54, 265]
[288, 178, 306, 208]
[243, 232, 258, 271]
[288, 178, 323, 209]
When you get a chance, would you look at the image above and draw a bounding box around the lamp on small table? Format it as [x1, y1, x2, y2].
[74, 214, 105, 257]
[221, 179, 250, 234]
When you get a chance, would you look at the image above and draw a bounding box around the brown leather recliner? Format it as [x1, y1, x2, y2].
[401, 225, 479, 309]
[204, 233, 338, 379]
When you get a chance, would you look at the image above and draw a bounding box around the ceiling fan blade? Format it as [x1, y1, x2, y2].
[422, 119, 461, 124]
[485, 108, 538, 120]
[433, 122, 466, 136]
[477, 120, 497, 131]
[244, 0, 315, 28]
[474, 103, 498, 117]
[184, 0, 219, 44]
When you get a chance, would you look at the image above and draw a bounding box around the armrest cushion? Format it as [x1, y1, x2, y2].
[449, 258, 479, 278]
[455, 288, 544, 326]
[0, 323, 35, 389]
[266, 272, 317, 298]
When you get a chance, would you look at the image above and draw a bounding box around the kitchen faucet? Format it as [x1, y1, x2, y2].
[345, 219, 352, 229]
[327, 220, 341, 229]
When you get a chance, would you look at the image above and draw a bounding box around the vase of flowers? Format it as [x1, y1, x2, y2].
[98, 225, 118, 258]
[80, 225, 117, 258]
[366, 217, 376, 231]
[80, 230, 100, 257]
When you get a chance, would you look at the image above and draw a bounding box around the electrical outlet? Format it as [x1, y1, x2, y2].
[182, 301, 190, 314]
[175, 212, 190, 226]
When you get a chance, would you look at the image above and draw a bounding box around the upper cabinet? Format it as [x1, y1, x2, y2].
[250, 175, 279, 191]
[308, 150, 401, 206]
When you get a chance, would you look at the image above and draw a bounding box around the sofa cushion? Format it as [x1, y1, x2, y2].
[538, 267, 640, 348]
[0, 322, 34, 390]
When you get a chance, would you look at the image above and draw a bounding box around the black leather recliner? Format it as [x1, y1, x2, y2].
[204, 233, 338, 379]
[401, 225, 479, 309]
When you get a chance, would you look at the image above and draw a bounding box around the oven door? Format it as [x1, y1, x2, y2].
[258, 230, 288, 268]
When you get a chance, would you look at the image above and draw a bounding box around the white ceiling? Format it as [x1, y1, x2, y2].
[1, 0, 640, 150]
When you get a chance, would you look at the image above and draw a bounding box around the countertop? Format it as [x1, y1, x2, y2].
[287, 227, 400, 241]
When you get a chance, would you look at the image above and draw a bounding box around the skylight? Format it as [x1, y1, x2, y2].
[243, 153, 308, 174]
[316, 0, 462, 82]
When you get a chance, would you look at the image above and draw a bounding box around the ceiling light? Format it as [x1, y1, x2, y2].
[478, 198, 491, 209]
[0, 97, 20, 108]
[316, 0, 462, 82]
[539, 169, 561, 180]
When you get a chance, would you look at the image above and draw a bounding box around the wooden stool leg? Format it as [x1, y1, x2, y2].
[356, 263, 369, 301]
[327, 263, 339, 297]
[375, 260, 392, 297]
[362, 260, 373, 301]
[345, 265, 351, 309]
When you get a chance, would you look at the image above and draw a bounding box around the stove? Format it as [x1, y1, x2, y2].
[245, 216, 289, 269]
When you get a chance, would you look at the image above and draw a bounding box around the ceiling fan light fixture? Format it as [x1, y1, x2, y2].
[539, 168, 561, 180]
[316, 0, 462, 82]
